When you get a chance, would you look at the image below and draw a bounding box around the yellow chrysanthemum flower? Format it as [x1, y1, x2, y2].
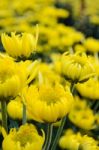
[23, 83, 74, 123]
[79, 135, 99, 150]
[69, 97, 96, 130]
[59, 134, 81, 150]
[59, 129, 82, 150]
[0, 53, 39, 99]
[1, 31, 38, 58]
[59, 134, 80, 150]
[0, 56, 22, 98]
[61, 53, 95, 83]
[2, 124, 45, 150]
[7, 96, 32, 120]
[76, 78, 99, 100]
[69, 109, 95, 130]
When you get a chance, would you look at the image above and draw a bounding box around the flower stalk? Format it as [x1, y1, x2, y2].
[1, 100, 8, 133]
[43, 123, 53, 150]
[22, 103, 27, 124]
[51, 116, 66, 150]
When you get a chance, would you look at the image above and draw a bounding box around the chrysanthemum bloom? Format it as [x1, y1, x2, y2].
[69, 96, 96, 130]
[23, 83, 74, 123]
[59, 129, 82, 150]
[0, 56, 22, 99]
[1, 31, 38, 58]
[61, 53, 95, 83]
[7, 97, 32, 120]
[0, 54, 39, 99]
[69, 108, 95, 130]
[2, 124, 45, 150]
[79, 135, 99, 150]
[76, 78, 99, 100]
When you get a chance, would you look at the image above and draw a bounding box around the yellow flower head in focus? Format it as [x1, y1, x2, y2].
[24, 83, 74, 123]
[2, 124, 45, 150]
[1, 28, 38, 58]
[61, 53, 95, 83]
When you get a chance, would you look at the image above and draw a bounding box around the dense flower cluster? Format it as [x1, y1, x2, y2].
[0, 0, 99, 150]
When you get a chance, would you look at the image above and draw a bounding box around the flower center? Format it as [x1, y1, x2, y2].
[13, 129, 34, 147]
[73, 56, 86, 66]
[39, 85, 60, 105]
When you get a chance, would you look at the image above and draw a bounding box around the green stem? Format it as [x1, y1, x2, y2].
[1, 100, 8, 133]
[51, 82, 75, 150]
[43, 124, 53, 150]
[51, 117, 66, 150]
[22, 103, 27, 124]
